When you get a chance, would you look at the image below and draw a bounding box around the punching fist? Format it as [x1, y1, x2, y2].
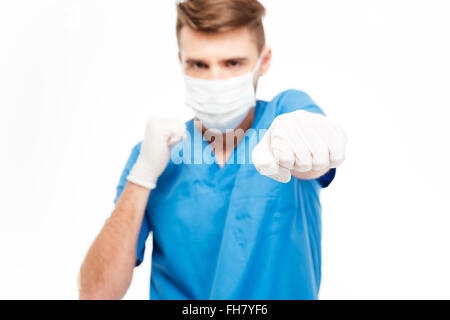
[252, 110, 347, 183]
[127, 117, 187, 189]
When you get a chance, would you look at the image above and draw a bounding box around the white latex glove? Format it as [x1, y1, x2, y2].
[252, 110, 347, 183]
[127, 117, 187, 190]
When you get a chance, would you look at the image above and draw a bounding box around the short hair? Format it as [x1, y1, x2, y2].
[176, 0, 266, 53]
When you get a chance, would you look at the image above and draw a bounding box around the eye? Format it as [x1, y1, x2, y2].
[191, 62, 208, 69]
[226, 60, 241, 68]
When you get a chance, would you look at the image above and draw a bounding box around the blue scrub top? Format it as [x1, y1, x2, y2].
[114, 89, 336, 300]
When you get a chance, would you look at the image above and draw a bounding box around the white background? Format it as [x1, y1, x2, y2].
[1, 0, 449, 299]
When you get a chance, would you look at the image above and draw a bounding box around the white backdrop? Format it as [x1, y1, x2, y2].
[1, 0, 449, 299]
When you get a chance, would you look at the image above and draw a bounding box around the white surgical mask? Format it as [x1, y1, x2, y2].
[182, 54, 263, 133]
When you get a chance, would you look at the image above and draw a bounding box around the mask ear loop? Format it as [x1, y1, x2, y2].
[252, 50, 265, 86]
[180, 51, 188, 75]
[253, 49, 266, 80]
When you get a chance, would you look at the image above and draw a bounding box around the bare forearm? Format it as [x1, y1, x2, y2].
[79, 182, 150, 299]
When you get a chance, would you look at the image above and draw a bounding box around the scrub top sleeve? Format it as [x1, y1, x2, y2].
[316, 168, 336, 189]
[113, 142, 151, 267]
[276, 89, 327, 117]
[113, 142, 141, 205]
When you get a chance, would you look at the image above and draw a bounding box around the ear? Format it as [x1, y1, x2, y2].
[259, 47, 272, 77]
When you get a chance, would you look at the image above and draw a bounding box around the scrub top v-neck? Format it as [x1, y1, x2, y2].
[113, 89, 336, 300]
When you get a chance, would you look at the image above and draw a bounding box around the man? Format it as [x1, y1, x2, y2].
[79, 0, 346, 300]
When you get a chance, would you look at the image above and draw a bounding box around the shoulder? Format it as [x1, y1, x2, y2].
[123, 142, 142, 170]
[271, 89, 326, 117]
[130, 141, 142, 158]
[132, 141, 142, 153]
[274, 89, 314, 106]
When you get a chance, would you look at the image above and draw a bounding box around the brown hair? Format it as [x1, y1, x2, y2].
[176, 0, 266, 53]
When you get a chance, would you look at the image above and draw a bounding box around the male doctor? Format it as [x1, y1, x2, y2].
[79, 0, 347, 300]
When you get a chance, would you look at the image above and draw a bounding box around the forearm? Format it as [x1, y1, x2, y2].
[292, 168, 330, 181]
[78, 182, 150, 300]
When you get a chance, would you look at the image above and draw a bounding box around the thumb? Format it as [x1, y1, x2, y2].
[252, 129, 280, 176]
[271, 136, 295, 171]
[166, 121, 187, 146]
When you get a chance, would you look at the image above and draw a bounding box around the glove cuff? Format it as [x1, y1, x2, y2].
[126, 159, 158, 190]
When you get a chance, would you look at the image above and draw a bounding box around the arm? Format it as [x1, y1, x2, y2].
[78, 117, 187, 300]
[78, 182, 150, 300]
[253, 110, 346, 183]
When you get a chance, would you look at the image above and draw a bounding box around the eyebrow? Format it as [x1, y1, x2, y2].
[185, 57, 249, 64]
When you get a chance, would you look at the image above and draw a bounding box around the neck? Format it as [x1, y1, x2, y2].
[195, 108, 255, 166]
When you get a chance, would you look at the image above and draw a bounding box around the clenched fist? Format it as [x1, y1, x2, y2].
[252, 110, 347, 183]
[127, 117, 187, 190]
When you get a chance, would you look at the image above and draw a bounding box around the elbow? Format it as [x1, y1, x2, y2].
[77, 267, 105, 300]
[78, 280, 105, 300]
[77, 264, 129, 300]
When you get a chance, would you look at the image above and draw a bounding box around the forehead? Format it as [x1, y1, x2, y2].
[179, 26, 259, 60]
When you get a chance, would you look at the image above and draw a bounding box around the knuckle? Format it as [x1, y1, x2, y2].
[146, 117, 159, 126]
[146, 117, 162, 132]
